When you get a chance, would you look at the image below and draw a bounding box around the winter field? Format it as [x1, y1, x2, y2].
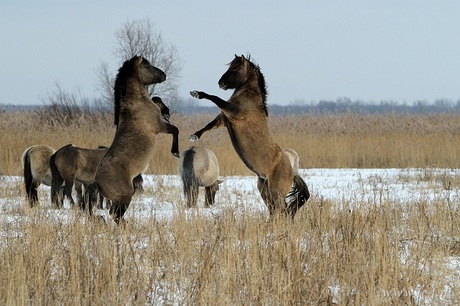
[1, 167, 459, 304]
[1, 111, 460, 304]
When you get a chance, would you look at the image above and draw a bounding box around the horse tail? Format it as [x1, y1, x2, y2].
[22, 147, 35, 205]
[50, 152, 64, 208]
[286, 174, 310, 218]
[181, 148, 197, 199]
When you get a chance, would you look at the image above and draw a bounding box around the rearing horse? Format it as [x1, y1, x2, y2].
[190, 54, 309, 218]
[89, 55, 179, 224]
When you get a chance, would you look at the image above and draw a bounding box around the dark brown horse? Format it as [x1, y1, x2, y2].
[89, 55, 179, 223]
[50, 144, 106, 208]
[21, 144, 56, 207]
[50, 144, 143, 211]
[179, 146, 223, 208]
[190, 54, 309, 218]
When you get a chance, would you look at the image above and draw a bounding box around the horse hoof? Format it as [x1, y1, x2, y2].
[172, 152, 180, 158]
[162, 114, 171, 123]
[189, 135, 198, 142]
[190, 90, 199, 98]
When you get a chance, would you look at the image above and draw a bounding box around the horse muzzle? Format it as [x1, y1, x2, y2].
[218, 81, 228, 90]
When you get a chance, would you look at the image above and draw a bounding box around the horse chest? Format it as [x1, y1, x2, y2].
[226, 124, 267, 175]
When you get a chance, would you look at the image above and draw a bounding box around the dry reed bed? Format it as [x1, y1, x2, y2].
[1, 111, 460, 175]
[1, 110, 459, 303]
[0, 194, 458, 304]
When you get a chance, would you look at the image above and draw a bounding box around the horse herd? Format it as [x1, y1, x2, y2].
[21, 54, 310, 224]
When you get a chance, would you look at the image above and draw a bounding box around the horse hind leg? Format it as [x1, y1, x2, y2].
[27, 181, 40, 207]
[186, 185, 199, 208]
[75, 182, 85, 210]
[257, 176, 291, 217]
[109, 195, 133, 225]
[257, 177, 275, 214]
[63, 180, 76, 207]
[204, 180, 222, 207]
[204, 186, 213, 207]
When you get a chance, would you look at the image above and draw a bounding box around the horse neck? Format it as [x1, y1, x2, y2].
[117, 78, 150, 110]
[232, 77, 265, 113]
[124, 76, 149, 99]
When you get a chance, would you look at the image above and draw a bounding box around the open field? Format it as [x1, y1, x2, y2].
[0, 111, 459, 304]
[1, 168, 459, 304]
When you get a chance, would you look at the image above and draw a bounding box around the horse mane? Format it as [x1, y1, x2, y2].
[245, 55, 268, 116]
[114, 56, 140, 126]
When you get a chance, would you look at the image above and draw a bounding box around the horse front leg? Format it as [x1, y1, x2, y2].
[190, 91, 238, 112]
[189, 113, 225, 142]
[163, 123, 180, 158]
[151, 96, 170, 122]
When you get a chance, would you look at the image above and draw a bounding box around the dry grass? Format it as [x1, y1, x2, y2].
[0, 183, 458, 305]
[0, 110, 459, 304]
[2, 111, 460, 176]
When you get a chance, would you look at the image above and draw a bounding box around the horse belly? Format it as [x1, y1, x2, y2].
[227, 126, 273, 177]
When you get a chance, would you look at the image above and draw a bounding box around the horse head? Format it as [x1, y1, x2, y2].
[218, 54, 251, 90]
[135, 55, 166, 86]
[114, 55, 167, 126]
[218, 54, 268, 115]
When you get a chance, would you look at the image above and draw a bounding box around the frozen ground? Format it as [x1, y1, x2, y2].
[1, 168, 459, 219]
[0, 168, 459, 303]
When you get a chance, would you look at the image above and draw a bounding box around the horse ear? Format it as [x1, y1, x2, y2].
[136, 55, 143, 65]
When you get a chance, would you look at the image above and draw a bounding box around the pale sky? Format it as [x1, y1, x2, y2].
[1, 0, 460, 106]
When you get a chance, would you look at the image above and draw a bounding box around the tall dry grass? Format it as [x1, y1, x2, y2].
[0, 189, 458, 304]
[1, 110, 460, 176]
[0, 110, 459, 304]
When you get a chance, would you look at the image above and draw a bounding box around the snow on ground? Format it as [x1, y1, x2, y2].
[1, 168, 459, 220]
[1, 168, 459, 303]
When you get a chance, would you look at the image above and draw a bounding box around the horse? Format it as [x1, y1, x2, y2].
[50, 144, 143, 211]
[283, 148, 300, 175]
[178, 146, 223, 208]
[50, 144, 107, 209]
[189, 54, 310, 218]
[88, 55, 179, 224]
[21, 144, 56, 207]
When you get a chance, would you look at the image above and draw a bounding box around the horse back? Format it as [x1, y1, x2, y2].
[194, 147, 219, 187]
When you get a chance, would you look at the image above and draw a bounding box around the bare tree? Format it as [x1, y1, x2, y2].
[96, 18, 182, 112]
[36, 82, 94, 126]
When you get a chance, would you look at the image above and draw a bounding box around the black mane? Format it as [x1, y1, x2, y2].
[113, 56, 141, 126]
[245, 55, 268, 116]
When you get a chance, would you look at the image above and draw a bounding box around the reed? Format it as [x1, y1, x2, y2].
[1, 109, 459, 304]
[0, 177, 458, 304]
[2, 110, 459, 176]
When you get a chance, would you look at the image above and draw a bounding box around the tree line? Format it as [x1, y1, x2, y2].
[176, 97, 460, 115]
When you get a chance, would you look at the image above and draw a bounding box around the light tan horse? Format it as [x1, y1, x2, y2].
[89, 55, 179, 223]
[21, 144, 55, 207]
[283, 148, 300, 175]
[190, 54, 309, 218]
[178, 146, 223, 208]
